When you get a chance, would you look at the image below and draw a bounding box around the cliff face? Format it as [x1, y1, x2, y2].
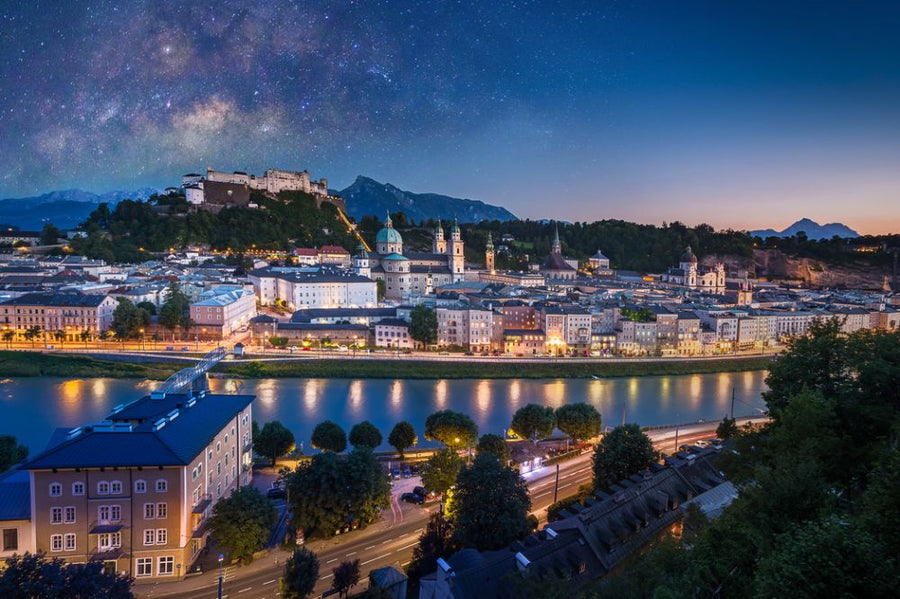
[700, 249, 890, 289]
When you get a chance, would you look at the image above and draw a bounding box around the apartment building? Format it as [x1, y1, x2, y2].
[249, 266, 377, 310]
[189, 286, 257, 337]
[0, 292, 117, 341]
[17, 391, 254, 581]
[437, 307, 493, 352]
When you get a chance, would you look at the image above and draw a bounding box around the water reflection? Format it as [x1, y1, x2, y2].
[303, 379, 319, 414]
[475, 380, 492, 416]
[434, 380, 448, 409]
[348, 380, 363, 417]
[543, 380, 566, 408]
[507, 379, 521, 410]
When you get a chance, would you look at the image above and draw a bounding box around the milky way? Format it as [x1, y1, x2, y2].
[1, 1, 899, 232]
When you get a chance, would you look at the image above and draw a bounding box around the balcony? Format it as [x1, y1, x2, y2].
[89, 523, 124, 534]
[192, 493, 212, 514]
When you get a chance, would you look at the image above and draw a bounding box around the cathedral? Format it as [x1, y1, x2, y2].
[355, 214, 465, 301]
[663, 246, 726, 293]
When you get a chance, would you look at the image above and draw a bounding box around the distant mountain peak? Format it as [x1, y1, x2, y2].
[339, 176, 517, 223]
[751, 218, 859, 240]
[0, 187, 160, 229]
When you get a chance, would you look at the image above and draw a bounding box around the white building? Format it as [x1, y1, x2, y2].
[189, 286, 257, 336]
[249, 266, 377, 311]
[436, 307, 493, 352]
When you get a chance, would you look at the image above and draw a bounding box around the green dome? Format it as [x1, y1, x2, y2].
[376, 227, 403, 245]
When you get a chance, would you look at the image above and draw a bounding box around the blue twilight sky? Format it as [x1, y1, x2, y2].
[0, 1, 898, 233]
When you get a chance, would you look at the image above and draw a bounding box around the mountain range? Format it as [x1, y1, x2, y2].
[0, 188, 159, 230]
[336, 176, 517, 223]
[750, 218, 859, 240]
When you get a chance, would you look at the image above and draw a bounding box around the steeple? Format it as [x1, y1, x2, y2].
[485, 232, 495, 273]
[486, 232, 494, 250]
[551, 223, 562, 255]
[433, 218, 447, 253]
[385, 210, 393, 228]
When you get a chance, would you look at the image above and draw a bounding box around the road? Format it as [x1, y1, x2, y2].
[139, 418, 766, 599]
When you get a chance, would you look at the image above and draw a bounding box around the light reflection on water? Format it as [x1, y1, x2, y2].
[6, 372, 769, 453]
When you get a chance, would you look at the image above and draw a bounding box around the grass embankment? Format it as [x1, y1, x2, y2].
[0, 351, 773, 380]
[218, 355, 774, 379]
[0, 351, 178, 379]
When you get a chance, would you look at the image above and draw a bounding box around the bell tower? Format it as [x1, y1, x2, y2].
[485, 232, 495, 273]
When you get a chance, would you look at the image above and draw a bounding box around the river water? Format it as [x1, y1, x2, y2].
[1, 371, 769, 454]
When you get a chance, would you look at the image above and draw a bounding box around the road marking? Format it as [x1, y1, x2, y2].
[319, 573, 333, 580]
[381, 539, 392, 544]
[237, 588, 252, 594]
[534, 491, 551, 499]
[346, 551, 357, 556]
[364, 545, 376, 550]
[397, 541, 418, 551]
[263, 579, 277, 585]
[362, 553, 391, 565]
[401, 561, 410, 567]
[326, 558, 338, 563]
[399, 532, 408, 537]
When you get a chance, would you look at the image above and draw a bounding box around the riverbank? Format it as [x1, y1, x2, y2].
[0, 350, 773, 379]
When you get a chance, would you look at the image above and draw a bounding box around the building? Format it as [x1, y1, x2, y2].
[436, 307, 494, 352]
[0, 230, 42, 246]
[356, 216, 465, 301]
[375, 318, 414, 349]
[292, 246, 352, 269]
[662, 247, 725, 293]
[183, 167, 345, 212]
[539, 226, 578, 281]
[0, 292, 118, 341]
[189, 286, 257, 337]
[0, 469, 33, 560]
[16, 390, 254, 581]
[588, 249, 611, 272]
[249, 266, 377, 310]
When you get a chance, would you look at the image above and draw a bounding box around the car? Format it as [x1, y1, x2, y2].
[390, 466, 401, 479]
[410, 464, 420, 475]
[165, 346, 174, 351]
[267, 486, 286, 500]
[413, 486, 429, 498]
[401, 466, 412, 478]
[180, 346, 190, 351]
[400, 492, 425, 504]
[694, 439, 711, 448]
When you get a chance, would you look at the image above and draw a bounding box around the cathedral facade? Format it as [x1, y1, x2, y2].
[663, 246, 725, 293]
[355, 215, 465, 301]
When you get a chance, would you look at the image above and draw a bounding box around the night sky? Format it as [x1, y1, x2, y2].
[1, 1, 899, 233]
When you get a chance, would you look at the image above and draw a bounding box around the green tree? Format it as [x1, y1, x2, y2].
[424, 410, 478, 448]
[254, 421, 296, 466]
[23, 325, 42, 348]
[409, 305, 438, 347]
[280, 547, 319, 599]
[209, 486, 276, 564]
[268, 336, 289, 349]
[406, 508, 458, 593]
[331, 559, 361, 599]
[0, 435, 28, 472]
[39, 223, 62, 245]
[510, 403, 556, 443]
[158, 281, 191, 339]
[136, 300, 157, 315]
[311, 420, 347, 453]
[592, 423, 659, 491]
[555, 403, 602, 443]
[348, 421, 382, 449]
[476, 433, 510, 463]
[503, 569, 574, 599]
[388, 421, 417, 458]
[420, 448, 463, 495]
[452, 453, 532, 550]
[0, 552, 134, 598]
[716, 416, 739, 441]
[375, 279, 386, 302]
[2, 330, 13, 348]
[110, 298, 150, 340]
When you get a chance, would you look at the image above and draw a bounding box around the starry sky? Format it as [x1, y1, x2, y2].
[1, 1, 899, 233]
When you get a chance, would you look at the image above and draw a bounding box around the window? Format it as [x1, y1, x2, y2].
[49, 483, 62, 497]
[110, 531, 121, 547]
[224, 454, 229, 466]
[216, 441, 221, 453]
[97, 481, 110, 495]
[156, 528, 167, 545]
[197, 463, 202, 475]
[216, 462, 221, 476]
[143, 529, 155, 545]
[110, 481, 123, 494]
[51, 507, 62, 524]
[224, 434, 228, 445]
[136, 557, 152, 577]
[216, 483, 221, 498]
[50, 534, 63, 551]
[98, 532, 121, 550]
[208, 449, 213, 461]
[135, 480, 147, 493]
[72, 482, 85, 496]
[3, 528, 18, 551]
[98, 506, 110, 521]
[144, 503, 155, 519]
[158, 556, 174, 576]
[155, 479, 167, 493]
[156, 503, 167, 519]
[224, 474, 229, 487]
[110, 505, 121, 521]
[64, 533, 76, 551]
[64, 506, 76, 524]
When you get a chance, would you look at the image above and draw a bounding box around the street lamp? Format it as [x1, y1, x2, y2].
[217, 554, 224, 599]
[139, 328, 145, 351]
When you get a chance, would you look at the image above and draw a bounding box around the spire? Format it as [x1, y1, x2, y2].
[551, 223, 561, 255]
[385, 210, 393, 227]
[486, 232, 494, 250]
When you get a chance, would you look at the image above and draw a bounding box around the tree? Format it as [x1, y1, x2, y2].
[331, 559, 361, 599]
[510, 403, 556, 443]
[254, 421, 295, 466]
[388, 421, 417, 458]
[158, 281, 191, 339]
[409, 305, 438, 347]
[0, 435, 28, 473]
[476, 433, 510, 463]
[136, 301, 157, 315]
[0, 552, 134, 598]
[716, 416, 739, 441]
[110, 298, 150, 340]
[420, 448, 463, 495]
[39, 223, 62, 246]
[311, 420, 347, 453]
[592, 423, 659, 491]
[349, 421, 382, 449]
[23, 325, 42, 348]
[280, 547, 319, 599]
[406, 508, 458, 593]
[2, 330, 14, 348]
[375, 279, 386, 302]
[424, 410, 478, 448]
[555, 403, 602, 443]
[452, 453, 532, 550]
[269, 336, 289, 349]
[209, 486, 276, 564]
[286, 448, 390, 537]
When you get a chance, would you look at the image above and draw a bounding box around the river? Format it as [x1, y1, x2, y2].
[1, 371, 769, 454]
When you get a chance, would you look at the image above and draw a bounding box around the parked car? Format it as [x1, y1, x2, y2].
[413, 486, 430, 498]
[400, 492, 425, 504]
[401, 466, 412, 478]
[694, 439, 711, 448]
[390, 466, 401, 479]
[410, 464, 420, 475]
[180, 346, 190, 351]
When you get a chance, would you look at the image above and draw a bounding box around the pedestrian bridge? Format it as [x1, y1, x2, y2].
[150, 346, 226, 399]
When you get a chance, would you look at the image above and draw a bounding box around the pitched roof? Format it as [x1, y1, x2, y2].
[0, 292, 110, 307]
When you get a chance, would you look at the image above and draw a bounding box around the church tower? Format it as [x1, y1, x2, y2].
[448, 219, 465, 282]
[680, 246, 698, 288]
[433, 219, 447, 254]
[551, 224, 562, 255]
[485, 232, 495, 273]
[353, 244, 370, 278]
